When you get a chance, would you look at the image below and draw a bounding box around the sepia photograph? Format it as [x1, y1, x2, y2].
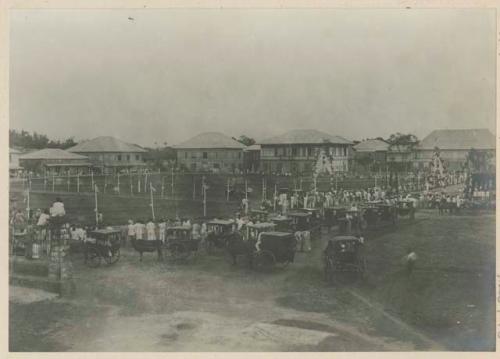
[5, 3, 497, 353]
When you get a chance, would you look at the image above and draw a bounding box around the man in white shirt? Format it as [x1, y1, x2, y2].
[146, 220, 157, 241]
[50, 198, 66, 217]
[158, 219, 167, 242]
[134, 220, 145, 240]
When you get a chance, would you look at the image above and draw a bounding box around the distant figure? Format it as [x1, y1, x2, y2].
[404, 248, 418, 275]
[146, 219, 156, 241]
[134, 220, 145, 241]
[50, 197, 66, 217]
[127, 219, 135, 246]
[158, 219, 167, 242]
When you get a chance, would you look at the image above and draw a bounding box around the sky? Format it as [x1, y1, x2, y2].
[9, 8, 496, 147]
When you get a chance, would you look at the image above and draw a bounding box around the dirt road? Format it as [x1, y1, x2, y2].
[10, 210, 495, 351]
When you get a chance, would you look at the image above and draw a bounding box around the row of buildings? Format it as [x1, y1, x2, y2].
[173, 128, 495, 174]
[9, 128, 496, 177]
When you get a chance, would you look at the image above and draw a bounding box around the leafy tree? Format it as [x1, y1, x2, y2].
[234, 135, 256, 146]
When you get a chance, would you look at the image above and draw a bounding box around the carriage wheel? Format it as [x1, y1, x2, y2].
[170, 243, 189, 261]
[86, 247, 101, 268]
[104, 248, 120, 265]
[253, 250, 275, 272]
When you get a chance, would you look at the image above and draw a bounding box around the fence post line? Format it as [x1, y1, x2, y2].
[193, 175, 196, 201]
[171, 168, 174, 198]
[94, 184, 98, 226]
[161, 176, 165, 199]
[130, 173, 133, 196]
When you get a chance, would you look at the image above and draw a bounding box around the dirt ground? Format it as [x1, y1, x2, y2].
[9, 209, 496, 352]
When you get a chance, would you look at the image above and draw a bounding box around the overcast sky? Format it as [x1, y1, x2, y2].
[9, 9, 496, 147]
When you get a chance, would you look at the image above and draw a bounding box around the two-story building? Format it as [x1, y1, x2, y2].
[9, 148, 25, 177]
[174, 132, 245, 173]
[19, 148, 92, 175]
[259, 129, 353, 175]
[352, 139, 390, 173]
[415, 128, 496, 171]
[67, 136, 147, 174]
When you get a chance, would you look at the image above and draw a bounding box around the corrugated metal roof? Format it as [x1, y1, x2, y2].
[20, 148, 89, 160]
[418, 129, 496, 150]
[259, 129, 352, 145]
[68, 136, 146, 153]
[173, 132, 245, 149]
[354, 139, 390, 152]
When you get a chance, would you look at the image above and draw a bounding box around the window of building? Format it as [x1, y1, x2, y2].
[136, 155, 140, 160]
[203, 152, 208, 159]
[307, 147, 313, 157]
[274, 148, 278, 157]
[292, 147, 298, 156]
[238, 152, 241, 159]
[117, 155, 122, 161]
[127, 155, 130, 161]
[343, 147, 347, 156]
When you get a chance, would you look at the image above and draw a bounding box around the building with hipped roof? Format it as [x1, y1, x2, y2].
[173, 132, 245, 173]
[414, 129, 495, 170]
[259, 129, 353, 175]
[352, 139, 390, 173]
[19, 148, 92, 175]
[243, 144, 261, 173]
[67, 136, 147, 174]
[9, 148, 25, 177]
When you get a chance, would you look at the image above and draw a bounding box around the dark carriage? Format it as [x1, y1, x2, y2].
[361, 203, 397, 228]
[225, 222, 276, 266]
[85, 229, 122, 268]
[270, 216, 293, 232]
[206, 219, 236, 253]
[165, 226, 199, 260]
[288, 212, 313, 232]
[323, 207, 347, 231]
[253, 231, 297, 271]
[397, 200, 416, 218]
[323, 235, 365, 283]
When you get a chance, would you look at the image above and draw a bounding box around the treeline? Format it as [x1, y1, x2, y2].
[9, 129, 78, 150]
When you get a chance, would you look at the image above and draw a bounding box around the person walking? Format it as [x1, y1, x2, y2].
[403, 248, 417, 276]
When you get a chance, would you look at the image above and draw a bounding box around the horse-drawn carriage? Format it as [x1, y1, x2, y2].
[130, 225, 199, 261]
[165, 226, 200, 260]
[253, 231, 297, 271]
[361, 202, 397, 228]
[206, 219, 237, 253]
[323, 235, 365, 283]
[397, 200, 416, 218]
[85, 229, 121, 268]
[225, 222, 276, 266]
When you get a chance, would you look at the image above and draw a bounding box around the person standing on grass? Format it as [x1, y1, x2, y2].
[134, 220, 145, 241]
[158, 218, 167, 243]
[403, 248, 417, 275]
[127, 219, 135, 247]
[146, 219, 156, 241]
